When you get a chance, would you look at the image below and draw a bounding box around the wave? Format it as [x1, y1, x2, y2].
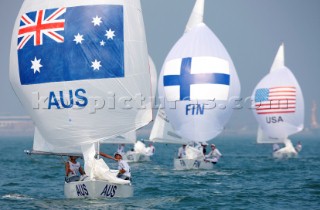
[2, 194, 34, 200]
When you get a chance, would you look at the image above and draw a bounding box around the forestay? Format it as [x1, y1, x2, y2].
[158, 0, 240, 142]
[10, 0, 152, 153]
[252, 44, 304, 141]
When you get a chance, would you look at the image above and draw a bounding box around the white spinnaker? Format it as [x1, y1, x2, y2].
[158, 1, 240, 142]
[105, 56, 155, 146]
[252, 44, 304, 140]
[270, 43, 285, 73]
[102, 55, 156, 147]
[150, 108, 190, 144]
[185, 0, 204, 33]
[10, 0, 151, 153]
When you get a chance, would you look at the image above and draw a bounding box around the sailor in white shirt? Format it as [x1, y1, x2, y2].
[178, 144, 187, 159]
[205, 144, 222, 164]
[99, 152, 131, 180]
[65, 156, 86, 182]
[116, 154, 131, 180]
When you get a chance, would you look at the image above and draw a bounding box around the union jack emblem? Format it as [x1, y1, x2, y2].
[18, 8, 66, 50]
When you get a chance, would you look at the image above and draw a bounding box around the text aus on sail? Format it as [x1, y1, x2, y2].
[31, 89, 151, 114]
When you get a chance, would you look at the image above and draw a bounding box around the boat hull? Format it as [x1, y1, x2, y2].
[174, 158, 214, 170]
[123, 152, 151, 163]
[64, 180, 133, 199]
[273, 150, 297, 159]
[273, 140, 298, 159]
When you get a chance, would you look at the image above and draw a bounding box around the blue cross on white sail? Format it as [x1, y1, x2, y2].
[163, 56, 230, 101]
[157, 0, 240, 142]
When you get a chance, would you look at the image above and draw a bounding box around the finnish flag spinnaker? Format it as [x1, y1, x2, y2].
[158, 0, 240, 142]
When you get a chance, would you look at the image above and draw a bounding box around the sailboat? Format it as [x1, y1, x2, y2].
[153, 0, 240, 170]
[111, 134, 154, 163]
[252, 44, 304, 158]
[10, 0, 152, 198]
[150, 108, 212, 170]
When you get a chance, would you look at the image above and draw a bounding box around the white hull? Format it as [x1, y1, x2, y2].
[123, 152, 151, 163]
[64, 180, 133, 199]
[273, 139, 298, 159]
[273, 149, 297, 159]
[174, 158, 214, 170]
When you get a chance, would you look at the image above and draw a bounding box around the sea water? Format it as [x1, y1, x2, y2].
[0, 136, 319, 209]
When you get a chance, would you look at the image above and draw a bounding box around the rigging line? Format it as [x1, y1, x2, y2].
[60, 155, 67, 164]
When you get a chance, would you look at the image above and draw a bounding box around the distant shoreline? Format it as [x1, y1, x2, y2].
[0, 116, 34, 137]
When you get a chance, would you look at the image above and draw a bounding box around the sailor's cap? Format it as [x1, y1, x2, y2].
[114, 153, 122, 157]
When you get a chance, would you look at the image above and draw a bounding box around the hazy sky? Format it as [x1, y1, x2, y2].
[1, 0, 319, 130]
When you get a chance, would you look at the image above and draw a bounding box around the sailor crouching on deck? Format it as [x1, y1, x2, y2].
[65, 156, 86, 183]
[100, 152, 131, 181]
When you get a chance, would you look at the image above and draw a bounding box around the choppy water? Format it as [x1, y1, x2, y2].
[0, 136, 319, 209]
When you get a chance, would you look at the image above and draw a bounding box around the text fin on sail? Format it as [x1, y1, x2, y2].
[185, 0, 205, 33]
[270, 43, 285, 72]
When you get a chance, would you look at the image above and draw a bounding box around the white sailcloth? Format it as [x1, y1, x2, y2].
[100, 130, 137, 144]
[10, 0, 152, 153]
[105, 56, 155, 147]
[185, 0, 204, 33]
[149, 56, 158, 108]
[33, 126, 83, 154]
[150, 108, 190, 144]
[158, 0, 240, 142]
[257, 126, 284, 144]
[252, 44, 304, 141]
[81, 143, 129, 184]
